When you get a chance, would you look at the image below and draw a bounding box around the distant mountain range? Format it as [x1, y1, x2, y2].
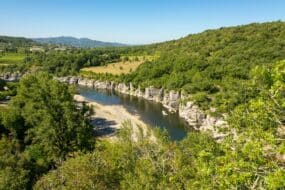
[32, 36, 127, 48]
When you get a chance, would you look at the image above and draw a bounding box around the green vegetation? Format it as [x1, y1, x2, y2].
[31, 61, 285, 189]
[31, 21, 284, 114]
[35, 72, 285, 189]
[0, 36, 35, 51]
[0, 36, 35, 73]
[0, 53, 26, 65]
[0, 79, 17, 100]
[0, 73, 95, 189]
[80, 56, 152, 75]
[0, 21, 285, 189]
[43, 21, 285, 116]
[26, 49, 121, 76]
[33, 36, 127, 48]
[123, 22, 285, 113]
[0, 62, 284, 189]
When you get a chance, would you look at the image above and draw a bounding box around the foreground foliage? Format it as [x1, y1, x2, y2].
[0, 73, 95, 189]
[35, 127, 284, 189]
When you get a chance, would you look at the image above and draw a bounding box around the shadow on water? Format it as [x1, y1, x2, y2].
[78, 86, 190, 141]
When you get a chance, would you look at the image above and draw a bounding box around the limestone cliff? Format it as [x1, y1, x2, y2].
[56, 76, 230, 139]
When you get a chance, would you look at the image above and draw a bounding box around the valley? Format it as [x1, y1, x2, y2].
[0, 21, 285, 189]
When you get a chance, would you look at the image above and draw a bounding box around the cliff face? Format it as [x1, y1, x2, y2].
[179, 102, 229, 139]
[56, 76, 230, 139]
[0, 73, 22, 82]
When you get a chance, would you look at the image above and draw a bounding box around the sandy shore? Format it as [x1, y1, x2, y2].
[74, 94, 152, 141]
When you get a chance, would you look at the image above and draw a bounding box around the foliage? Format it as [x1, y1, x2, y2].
[33, 60, 285, 189]
[33, 36, 126, 48]
[0, 36, 35, 52]
[1, 21, 285, 189]
[0, 80, 18, 101]
[0, 73, 95, 188]
[122, 21, 285, 113]
[34, 125, 285, 189]
[26, 49, 121, 76]
[0, 137, 30, 190]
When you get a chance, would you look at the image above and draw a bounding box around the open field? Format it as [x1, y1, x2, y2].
[0, 53, 26, 65]
[81, 55, 154, 75]
[81, 60, 143, 75]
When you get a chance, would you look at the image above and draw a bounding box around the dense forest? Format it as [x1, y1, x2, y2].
[0, 21, 285, 189]
[123, 22, 285, 113]
[0, 36, 35, 47]
[73, 22, 285, 115]
[33, 36, 127, 48]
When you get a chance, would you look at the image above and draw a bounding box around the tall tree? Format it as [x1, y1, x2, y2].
[2, 73, 95, 163]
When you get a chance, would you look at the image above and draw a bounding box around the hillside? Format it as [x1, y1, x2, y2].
[33, 36, 127, 48]
[27, 22, 285, 114]
[0, 36, 36, 53]
[120, 21, 285, 112]
[0, 36, 35, 47]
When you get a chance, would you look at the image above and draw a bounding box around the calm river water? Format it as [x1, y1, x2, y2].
[78, 86, 189, 140]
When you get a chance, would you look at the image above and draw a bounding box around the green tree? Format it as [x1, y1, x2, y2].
[3, 73, 95, 163]
[0, 137, 29, 190]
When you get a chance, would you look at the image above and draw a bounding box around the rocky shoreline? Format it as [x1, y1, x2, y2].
[57, 76, 229, 139]
[0, 73, 230, 139]
[0, 72, 22, 82]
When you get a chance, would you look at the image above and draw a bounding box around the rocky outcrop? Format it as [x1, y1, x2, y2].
[179, 101, 229, 140]
[144, 86, 163, 102]
[69, 76, 79, 84]
[116, 83, 130, 93]
[133, 86, 144, 97]
[163, 90, 180, 112]
[0, 73, 22, 82]
[94, 81, 114, 89]
[56, 76, 78, 84]
[56, 76, 229, 139]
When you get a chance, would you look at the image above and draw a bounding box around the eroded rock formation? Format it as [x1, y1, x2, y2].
[0, 73, 22, 82]
[56, 76, 229, 139]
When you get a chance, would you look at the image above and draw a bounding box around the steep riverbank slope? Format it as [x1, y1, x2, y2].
[62, 77, 230, 139]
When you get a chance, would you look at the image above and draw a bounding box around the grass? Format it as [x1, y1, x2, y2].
[81, 55, 154, 75]
[0, 53, 26, 65]
[0, 104, 8, 110]
[81, 61, 142, 75]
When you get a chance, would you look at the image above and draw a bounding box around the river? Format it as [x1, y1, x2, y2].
[78, 86, 190, 140]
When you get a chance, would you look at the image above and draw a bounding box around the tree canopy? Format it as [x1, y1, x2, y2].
[0, 73, 95, 189]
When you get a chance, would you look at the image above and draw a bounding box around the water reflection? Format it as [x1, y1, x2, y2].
[78, 86, 190, 141]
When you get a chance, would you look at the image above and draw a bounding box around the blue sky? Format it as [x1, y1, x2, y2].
[0, 0, 284, 44]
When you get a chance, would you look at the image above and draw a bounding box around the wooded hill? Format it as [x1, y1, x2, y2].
[33, 36, 127, 48]
[0, 36, 35, 47]
[79, 21, 285, 114]
[122, 21, 285, 112]
[2, 21, 285, 114]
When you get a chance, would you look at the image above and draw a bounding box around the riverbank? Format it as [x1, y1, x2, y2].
[74, 94, 153, 141]
[60, 76, 229, 140]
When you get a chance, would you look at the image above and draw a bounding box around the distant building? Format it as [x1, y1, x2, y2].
[54, 47, 66, 51]
[30, 46, 45, 52]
